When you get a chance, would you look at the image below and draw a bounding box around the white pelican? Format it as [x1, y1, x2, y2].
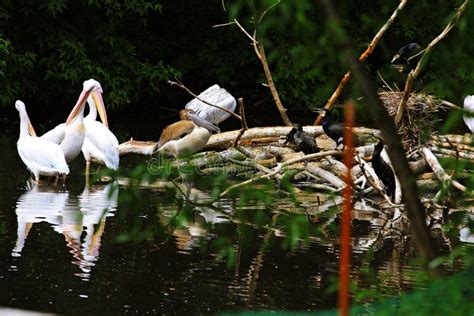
[185, 84, 236, 126]
[15, 101, 69, 183]
[463, 95, 474, 133]
[157, 109, 220, 157]
[41, 80, 107, 162]
[81, 79, 119, 178]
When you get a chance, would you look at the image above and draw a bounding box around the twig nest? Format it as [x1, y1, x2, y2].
[379, 90, 448, 153]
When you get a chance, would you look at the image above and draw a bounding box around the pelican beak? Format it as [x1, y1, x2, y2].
[391, 53, 400, 64]
[26, 114, 37, 137]
[91, 90, 108, 128]
[188, 112, 220, 133]
[66, 88, 92, 125]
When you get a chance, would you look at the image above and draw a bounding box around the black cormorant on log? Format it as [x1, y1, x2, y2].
[321, 110, 344, 149]
[285, 124, 319, 154]
[371, 141, 396, 200]
[391, 42, 422, 74]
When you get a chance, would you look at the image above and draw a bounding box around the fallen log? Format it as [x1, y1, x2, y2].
[119, 139, 157, 156]
[306, 165, 345, 189]
[420, 147, 466, 192]
[206, 126, 380, 149]
[431, 134, 473, 146]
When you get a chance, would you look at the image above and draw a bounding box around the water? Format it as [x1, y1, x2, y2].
[0, 131, 472, 314]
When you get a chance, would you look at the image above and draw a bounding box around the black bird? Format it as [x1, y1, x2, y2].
[285, 124, 319, 154]
[371, 141, 396, 200]
[321, 110, 344, 149]
[391, 42, 422, 74]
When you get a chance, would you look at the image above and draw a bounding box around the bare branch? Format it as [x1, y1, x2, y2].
[258, 0, 280, 25]
[212, 21, 236, 28]
[420, 147, 466, 192]
[233, 98, 249, 147]
[234, 18, 258, 44]
[219, 150, 340, 198]
[313, 0, 409, 125]
[395, 0, 469, 125]
[319, 0, 438, 264]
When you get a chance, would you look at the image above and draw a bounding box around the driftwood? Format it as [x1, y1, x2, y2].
[420, 147, 466, 193]
[119, 139, 157, 156]
[206, 126, 380, 149]
[118, 126, 381, 156]
[431, 134, 473, 146]
[306, 165, 345, 189]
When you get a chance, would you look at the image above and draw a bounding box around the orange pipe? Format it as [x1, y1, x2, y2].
[339, 100, 355, 316]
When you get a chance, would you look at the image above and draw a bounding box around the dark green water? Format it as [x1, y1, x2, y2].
[0, 129, 471, 315]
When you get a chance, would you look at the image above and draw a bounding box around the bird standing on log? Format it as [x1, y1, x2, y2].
[371, 141, 396, 201]
[284, 124, 319, 154]
[321, 110, 344, 149]
[157, 109, 220, 157]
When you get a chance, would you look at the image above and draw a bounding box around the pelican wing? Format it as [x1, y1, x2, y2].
[18, 137, 69, 175]
[158, 120, 194, 148]
[83, 120, 119, 169]
[41, 123, 66, 144]
[185, 84, 236, 125]
[464, 95, 474, 133]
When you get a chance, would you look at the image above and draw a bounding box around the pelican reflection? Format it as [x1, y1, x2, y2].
[12, 181, 118, 280]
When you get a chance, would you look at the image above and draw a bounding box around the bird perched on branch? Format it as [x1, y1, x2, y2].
[463, 95, 474, 133]
[320, 109, 344, 149]
[371, 140, 395, 201]
[391, 42, 422, 74]
[284, 124, 319, 154]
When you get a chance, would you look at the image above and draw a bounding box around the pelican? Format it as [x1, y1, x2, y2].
[41, 80, 107, 162]
[157, 109, 220, 157]
[15, 101, 69, 183]
[185, 84, 236, 126]
[81, 79, 119, 178]
[463, 95, 474, 133]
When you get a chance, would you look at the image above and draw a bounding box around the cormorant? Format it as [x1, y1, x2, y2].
[391, 43, 422, 74]
[371, 141, 396, 200]
[463, 95, 474, 133]
[321, 110, 344, 149]
[285, 124, 319, 154]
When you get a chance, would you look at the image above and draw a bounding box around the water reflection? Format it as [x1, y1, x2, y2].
[12, 181, 118, 280]
[163, 187, 234, 251]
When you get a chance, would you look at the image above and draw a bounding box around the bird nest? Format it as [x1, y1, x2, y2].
[379, 91, 448, 153]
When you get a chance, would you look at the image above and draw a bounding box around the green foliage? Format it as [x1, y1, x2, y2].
[0, 0, 177, 109]
[227, 0, 474, 124]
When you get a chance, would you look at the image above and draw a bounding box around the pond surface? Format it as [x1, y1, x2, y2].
[0, 129, 472, 315]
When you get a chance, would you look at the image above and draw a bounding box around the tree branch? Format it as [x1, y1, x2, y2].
[319, 0, 438, 265]
[313, 0, 409, 125]
[224, 2, 292, 126]
[394, 0, 469, 125]
[233, 98, 249, 147]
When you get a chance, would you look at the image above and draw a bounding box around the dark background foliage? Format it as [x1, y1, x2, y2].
[1, 0, 473, 137]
